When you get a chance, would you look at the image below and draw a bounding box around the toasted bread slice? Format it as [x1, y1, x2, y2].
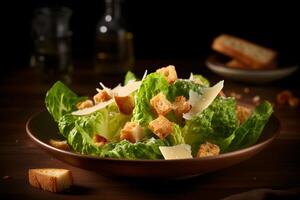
[226, 59, 277, 70]
[226, 59, 249, 69]
[212, 34, 277, 69]
[28, 168, 73, 192]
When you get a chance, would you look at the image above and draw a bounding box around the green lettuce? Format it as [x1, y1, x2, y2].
[228, 101, 273, 151]
[45, 81, 86, 122]
[58, 113, 166, 159]
[105, 138, 166, 159]
[183, 97, 238, 155]
[166, 124, 185, 145]
[58, 113, 103, 156]
[168, 79, 204, 101]
[132, 73, 169, 126]
[191, 74, 210, 87]
[58, 104, 130, 154]
[124, 71, 137, 85]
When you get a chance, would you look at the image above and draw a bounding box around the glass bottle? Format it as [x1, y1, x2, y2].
[95, 0, 134, 74]
[31, 7, 73, 84]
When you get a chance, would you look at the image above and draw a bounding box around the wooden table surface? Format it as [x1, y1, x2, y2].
[1, 60, 300, 200]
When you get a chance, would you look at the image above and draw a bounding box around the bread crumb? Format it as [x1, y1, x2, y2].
[252, 95, 260, 105]
[288, 97, 299, 107]
[243, 88, 250, 94]
[276, 90, 293, 105]
[276, 90, 299, 107]
[230, 91, 242, 100]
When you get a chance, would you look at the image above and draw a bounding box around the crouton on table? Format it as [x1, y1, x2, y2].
[28, 168, 73, 193]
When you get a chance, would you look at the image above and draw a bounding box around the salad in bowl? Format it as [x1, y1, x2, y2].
[45, 65, 273, 160]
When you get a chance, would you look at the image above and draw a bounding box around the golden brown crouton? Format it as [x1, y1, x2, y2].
[93, 134, 107, 146]
[156, 65, 177, 84]
[93, 90, 111, 104]
[150, 92, 172, 116]
[148, 115, 173, 139]
[236, 105, 252, 124]
[28, 169, 73, 193]
[197, 142, 220, 158]
[173, 96, 191, 116]
[120, 122, 144, 143]
[49, 139, 70, 151]
[76, 100, 93, 110]
[114, 95, 135, 115]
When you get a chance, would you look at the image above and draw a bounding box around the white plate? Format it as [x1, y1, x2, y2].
[206, 55, 299, 84]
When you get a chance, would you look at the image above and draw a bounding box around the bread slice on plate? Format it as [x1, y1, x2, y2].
[226, 59, 249, 69]
[212, 34, 278, 69]
[226, 59, 277, 70]
[28, 168, 73, 192]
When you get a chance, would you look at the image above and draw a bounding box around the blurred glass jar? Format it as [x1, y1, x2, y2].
[31, 7, 73, 84]
[95, 0, 134, 74]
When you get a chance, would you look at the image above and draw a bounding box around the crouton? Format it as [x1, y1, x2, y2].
[120, 122, 144, 143]
[93, 90, 111, 104]
[156, 65, 177, 84]
[236, 105, 252, 124]
[93, 134, 107, 146]
[197, 142, 220, 158]
[150, 92, 172, 116]
[114, 95, 135, 115]
[49, 139, 70, 151]
[173, 96, 191, 116]
[28, 169, 73, 193]
[148, 115, 173, 139]
[76, 100, 93, 110]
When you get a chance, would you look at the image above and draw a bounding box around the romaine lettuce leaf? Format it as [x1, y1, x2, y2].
[105, 138, 166, 159]
[132, 73, 169, 126]
[190, 73, 210, 87]
[166, 124, 185, 145]
[58, 113, 103, 156]
[45, 81, 86, 122]
[168, 79, 204, 101]
[124, 71, 137, 85]
[183, 97, 238, 155]
[59, 104, 130, 140]
[228, 101, 273, 151]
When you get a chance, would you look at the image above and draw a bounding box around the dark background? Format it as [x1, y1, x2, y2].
[2, 0, 299, 71]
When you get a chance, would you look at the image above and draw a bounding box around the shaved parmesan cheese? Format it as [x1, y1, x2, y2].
[72, 99, 114, 116]
[183, 80, 224, 120]
[73, 80, 142, 116]
[188, 73, 194, 80]
[159, 144, 193, 160]
[142, 70, 148, 80]
[114, 80, 142, 97]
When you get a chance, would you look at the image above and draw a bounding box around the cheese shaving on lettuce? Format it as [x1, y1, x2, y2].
[183, 80, 224, 120]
